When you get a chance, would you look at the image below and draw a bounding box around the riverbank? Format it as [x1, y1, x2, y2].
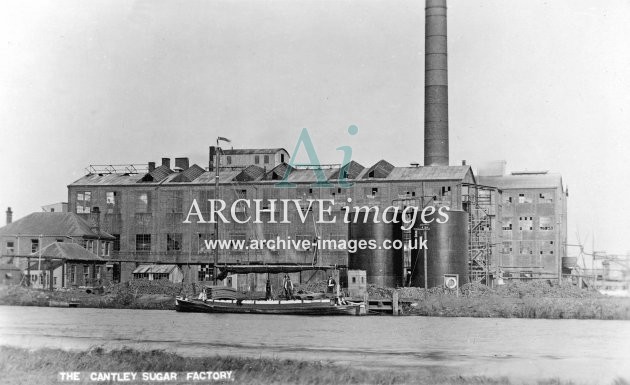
[0, 345, 601, 385]
[1, 280, 629, 320]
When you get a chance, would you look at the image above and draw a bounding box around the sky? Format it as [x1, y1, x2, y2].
[1, 0, 629, 255]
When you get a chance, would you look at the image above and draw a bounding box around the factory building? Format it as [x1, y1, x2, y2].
[62, 0, 567, 288]
[479, 167, 568, 282]
[67, 158, 478, 286]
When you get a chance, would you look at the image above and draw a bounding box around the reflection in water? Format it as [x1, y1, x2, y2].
[1, 306, 629, 382]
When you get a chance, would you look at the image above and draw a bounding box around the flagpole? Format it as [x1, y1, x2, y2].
[214, 138, 220, 285]
[213, 136, 231, 286]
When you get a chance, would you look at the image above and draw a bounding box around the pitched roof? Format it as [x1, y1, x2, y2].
[0, 212, 115, 240]
[329, 161, 365, 180]
[139, 165, 173, 182]
[359, 160, 395, 179]
[30, 242, 106, 262]
[133, 264, 180, 274]
[170, 164, 206, 183]
[234, 165, 266, 182]
[221, 148, 286, 155]
[386, 165, 472, 181]
[478, 173, 563, 190]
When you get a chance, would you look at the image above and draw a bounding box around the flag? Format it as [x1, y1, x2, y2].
[217, 136, 231, 143]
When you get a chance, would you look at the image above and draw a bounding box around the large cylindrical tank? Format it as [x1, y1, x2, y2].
[348, 211, 404, 287]
[410, 209, 468, 288]
[562, 257, 577, 269]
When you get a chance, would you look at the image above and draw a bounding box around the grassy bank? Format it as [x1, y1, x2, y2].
[2, 280, 630, 320]
[0, 345, 612, 385]
[370, 281, 630, 320]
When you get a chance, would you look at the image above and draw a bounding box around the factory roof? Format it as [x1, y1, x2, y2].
[478, 173, 563, 190]
[70, 161, 475, 186]
[133, 264, 179, 274]
[221, 148, 287, 155]
[386, 165, 473, 181]
[0, 212, 115, 240]
[30, 242, 106, 262]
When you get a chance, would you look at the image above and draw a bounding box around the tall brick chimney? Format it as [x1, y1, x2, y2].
[6, 207, 12, 225]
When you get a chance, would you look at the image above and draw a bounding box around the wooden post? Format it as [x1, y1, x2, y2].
[26, 257, 31, 287]
[49, 258, 54, 291]
[62, 262, 65, 288]
[363, 293, 369, 313]
[392, 290, 399, 316]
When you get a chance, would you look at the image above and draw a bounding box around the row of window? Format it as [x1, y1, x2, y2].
[75, 185, 458, 215]
[501, 216, 555, 231]
[501, 240, 555, 255]
[503, 192, 554, 204]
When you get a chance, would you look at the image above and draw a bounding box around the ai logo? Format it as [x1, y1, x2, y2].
[276, 125, 358, 188]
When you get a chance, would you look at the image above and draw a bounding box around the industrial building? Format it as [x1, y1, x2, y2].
[1, 0, 568, 290]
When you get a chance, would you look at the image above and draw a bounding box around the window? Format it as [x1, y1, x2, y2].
[70, 266, 76, 284]
[226, 156, 232, 165]
[352, 277, 356, 284]
[441, 186, 451, 195]
[153, 273, 169, 280]
[539, 216, 554, 231]
[53, 277, 57, 286]
[136, 192, 150, 213]
[101, 242, 110, 256]
[539, 192, 553, 203]
[198, 264, 212, 281]
[106, 191, 119, 214]
[255, 155, 260, 164]
[519, 241, 534, 255]
[167, 233, 182, 252]
[83, 265, 90, 283]
[136, 234, 151, 252]
[364, 187, 379, 198]
[166, 190, 183, 213]
[518, 193, 532, 204]
[112, 234, 121, 252]
[264, 155, 269, 163]
[76, 191, 92, 213]
[518, 216, 533, 231]
[195, 233, 214, 253]
[31, 239, 39, 253]
[502, 220, 512, 231]
[280, 154, 285, 163]
[6, 241, 14, 254]
[86, 240, 94, 253]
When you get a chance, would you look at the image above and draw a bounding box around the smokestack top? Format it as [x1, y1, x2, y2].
[161, 158, 171, 169]
[424, 0, 449, 167]
[6, 207, 12, 225]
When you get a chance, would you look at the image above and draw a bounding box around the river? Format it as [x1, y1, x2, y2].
[1, 306, 629, 382]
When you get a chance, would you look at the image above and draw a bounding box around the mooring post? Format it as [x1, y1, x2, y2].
[392, 290, 399, 316]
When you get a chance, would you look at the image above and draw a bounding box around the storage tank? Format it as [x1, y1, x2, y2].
[410, 209, 468, 288]
[348, 211, 404, 287]
[561, 257, 577, 269]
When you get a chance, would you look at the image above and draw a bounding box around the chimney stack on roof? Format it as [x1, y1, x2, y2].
[208, 146, 216, 172]
[148, 162, 156, 172]
[424, 0, 449, 167]
[161, 158, 171, 169]
[175, 157, 190, 170]
[6, 207, 12, 225]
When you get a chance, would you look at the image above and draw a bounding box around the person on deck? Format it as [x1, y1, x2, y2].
[265, 279, 273, 300]
[327, 275, 336, 294]
[284, 275, 294, 300]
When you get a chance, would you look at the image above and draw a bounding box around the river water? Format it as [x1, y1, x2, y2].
[1, 306, 629, 382]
